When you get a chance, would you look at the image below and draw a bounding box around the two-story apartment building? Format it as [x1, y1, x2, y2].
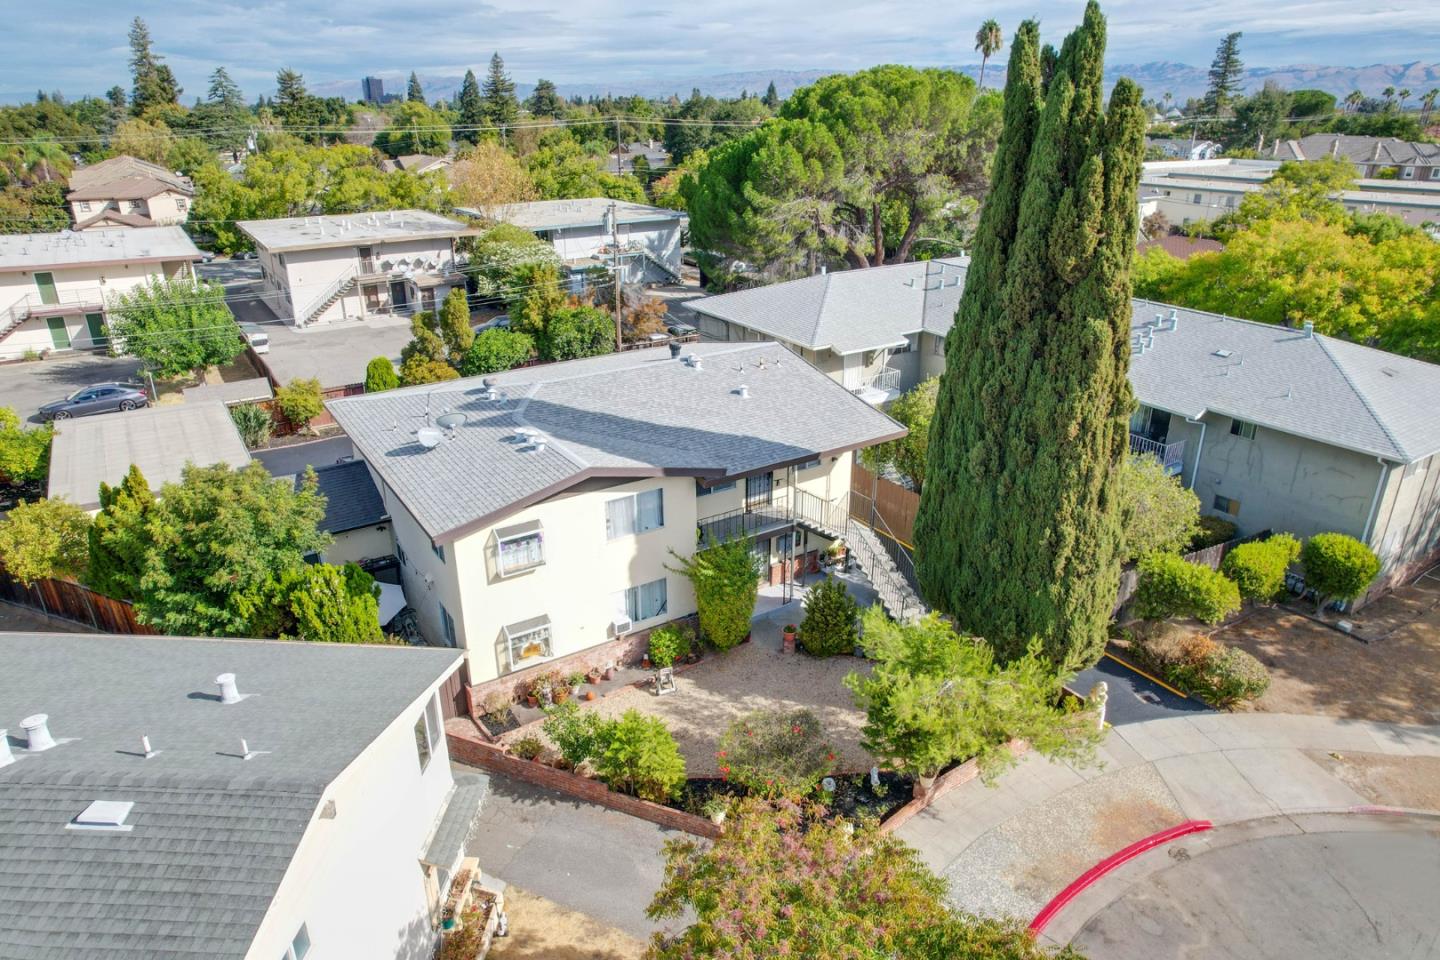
[474, 198, 687, 288]
[0, 226, 201, 360]
[238, 211, 474, 327]
[690, 264, 1440, 601]
[0, 631, 483, 960]
[66, 155, 195, 230]
[1269, 134, 1440, 181]
[327, 342, 904, 689]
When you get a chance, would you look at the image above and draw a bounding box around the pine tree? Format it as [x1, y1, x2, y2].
[207, 67, 243, 107]
[527, 78, 563, 117]
[84, 465, 155, 602]
[1202, 32, 1244, 118]
[914, 2, 1147, 671]
[407, 71, 424, 102]
[762, 80, 780, 109]
[456, 70, 484, 143]
[482, 52, 518, 127]
[274, 68, 310, 129]
[128, 17, 179, 114]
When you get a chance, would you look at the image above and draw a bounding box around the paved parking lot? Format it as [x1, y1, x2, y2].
[0, 353, 143, 423]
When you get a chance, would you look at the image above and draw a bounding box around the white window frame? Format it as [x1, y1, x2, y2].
[1229, 418, 1257, 440]
[439, 602, 457, 647]
[614, 578, 668, 623]
[413, 693, 441, 772]
[696, 479, 736, 497]
[282, 923, 311, 960]
[605, 488, 664, 539]
[496, 522, 545, 577]
[503, 616, 554, 669]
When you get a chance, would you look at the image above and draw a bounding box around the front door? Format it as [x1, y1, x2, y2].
[84, 313, 106, 348]
[34, 272, 58, 306]
[46, 316, 71, 349]
[745, 472, 773, 508]
[390, 280, 409, 311]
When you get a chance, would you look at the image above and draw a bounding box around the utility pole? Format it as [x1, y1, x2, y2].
[609, 201, 623, 351]
[614, 116, 624, 176]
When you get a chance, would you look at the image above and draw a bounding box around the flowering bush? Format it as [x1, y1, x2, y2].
[648, 623, 691, 667]
[717, 708, 834, 798]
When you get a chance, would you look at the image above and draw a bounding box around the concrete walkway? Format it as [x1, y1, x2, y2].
[895, 713, 1440, 935]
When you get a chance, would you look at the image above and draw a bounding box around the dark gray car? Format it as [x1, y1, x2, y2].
[39, 382, 149, 421]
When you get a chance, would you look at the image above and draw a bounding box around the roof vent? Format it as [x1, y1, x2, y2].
[734, 385, 750, 399]
[70, 800, 135, 832]
[1168, 308, 1179, 329]
[21, 714, 55, 751]
[1213, 349, 1233, 358]
[1303, 321, 1315, 338]
[669, 342, 682, 359]
[532, 434, 549, 453]
[0, 730, 13, 768]
[215, 673, 244, 705]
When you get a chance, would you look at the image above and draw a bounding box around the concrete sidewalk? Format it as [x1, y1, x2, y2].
[895, 713, 1440, 925]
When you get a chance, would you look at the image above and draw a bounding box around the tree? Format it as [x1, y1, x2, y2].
[206, 67, 244, 108]
[273, 68, 312, 129]
[594, 710, 686, 802]
[400, 355, 460, 386]
[525, 137, 646, 202]
[132, 462, 329, 635]
[106, 278, 245, 377]
[85, 465, 155, 600]
[1117, 454, 1202, 561]
[648, 796, 1078, 960]
[0, 408, 52, 486]
[450, 141, 536, 211]
[456, 70, 484, 143]
[364, 356, 399, 392]
[275, 377, 324, 431]
[372, 100, 451, 157]
[279, 562, 382, 643]
[128, 17, 179, 114]
[761, 80, 780, 109]
[0, 498, 90, 585]
[542, 305, 614, 361]
[407, 71, 424, 103]
[975, 19, 1004, 90]
[463, 223, 564, 301]
[860, 376, 937, 490]
[526, 78, 563, 118]
[717, 709, 833, 797]
[459, 328, 534, 376]
[1301, 532, 1381, 613]
[1132, 552, 1241, 623]
[482, 53, 518, 128]
[669, 537, 761, 652]
[915, 6, 1147, 670]
[846, 607, 1100, 782]
[229, 402, 273, 448]
[798, 575, 860, 656]
[1222, 533, 1300, 604]
[1202, 32, 1244, 119]
[1227, 81, 1291, 152]
[110, 117, 171, 164]
[437, 288, 475, 359]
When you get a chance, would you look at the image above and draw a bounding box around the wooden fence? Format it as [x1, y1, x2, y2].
[1112, 529, 1271, 613]
[850, 462, 919, 546]
[0, 571, 154, 634]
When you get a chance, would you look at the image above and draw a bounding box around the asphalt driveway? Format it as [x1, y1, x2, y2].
[1071, 653, 1213, 726]
[0, 353, 144, 423]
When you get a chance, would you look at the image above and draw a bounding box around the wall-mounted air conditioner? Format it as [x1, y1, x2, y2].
[610, 617, 633, 637]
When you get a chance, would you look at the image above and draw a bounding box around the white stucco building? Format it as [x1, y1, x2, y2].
[238, 211, 474, 328]
[0, 631, 483, 960]
[0, 225, 201, 360]
[477, 198, 687, 289]
[66, 155, 196, 230]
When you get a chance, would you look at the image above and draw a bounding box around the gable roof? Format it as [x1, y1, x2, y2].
[303, 460, 389, 534]
[328, 341, 905, 542]
[67, 156, 192, 198]
[688, 258, 969, 355]
[1273, 134, 1440, 167]
[0, 632, 460, 960]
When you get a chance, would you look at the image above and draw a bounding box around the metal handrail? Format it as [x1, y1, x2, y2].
[302, 266, 357, 326]
[1128, 433, 1186, 473]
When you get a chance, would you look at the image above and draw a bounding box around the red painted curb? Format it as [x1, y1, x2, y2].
[1028, 819, 1213, 937]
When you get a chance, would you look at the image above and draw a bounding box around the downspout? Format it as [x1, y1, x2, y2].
[1360, 457, 1392, 547]
[1183, 416, 1207, 490]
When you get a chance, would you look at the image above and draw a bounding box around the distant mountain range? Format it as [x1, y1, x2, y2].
[317, 62, 1440, 105]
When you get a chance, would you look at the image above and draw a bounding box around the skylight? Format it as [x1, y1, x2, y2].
[69, 800, 135, 832]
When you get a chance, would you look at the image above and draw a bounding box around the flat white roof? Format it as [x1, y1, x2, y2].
[483, 198, 687, 231]
[0, 226, 201, 273]
[1140, 175, 1440, 209]
[237, 211, 472, 253]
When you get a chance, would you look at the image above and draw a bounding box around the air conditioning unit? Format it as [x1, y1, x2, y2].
[610, 617, 633, 637]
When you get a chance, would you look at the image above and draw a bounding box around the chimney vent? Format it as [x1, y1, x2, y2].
[215, 673, 243, 705]
[669, 342, 682, 359]
[21, 714, 55, 752]
[532, 434, 549, 453]
[1303, 321, 1315, 338]
[0, 730, 13, 768]
[71, 800, 135, 831]
[734, 385, 750, 399]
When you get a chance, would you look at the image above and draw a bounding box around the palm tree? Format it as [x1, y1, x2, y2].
[1382, 86, 1397, 107]
[1344, 90, 1364, 113]
[1421, 88, 1439, 125]
[1397, 88, 1412, 111]
[974, 19, 1003, 90]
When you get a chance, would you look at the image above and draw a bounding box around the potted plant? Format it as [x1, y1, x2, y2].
[648, 624, 689, 669]
[586, 665, 602, 684]
[782, 623, 798, 654]
[566, 671, 587, 699]
[511, 735, 544, 761]
[702, 796, 728, 826]
[544, 669, 568, 704]
[602, 661, 616, 681]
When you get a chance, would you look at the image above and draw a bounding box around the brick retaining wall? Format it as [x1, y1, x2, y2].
[879, 739, 1029, 835]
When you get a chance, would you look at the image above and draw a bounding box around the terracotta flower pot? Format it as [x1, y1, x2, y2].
[642, 656, 652, 669]
[586, 671, 601, 684]
[525, 695, 538, 708]
[603, 667, 615, 680]
[584, 690, 596, 701]
[782, 627, 797, 654]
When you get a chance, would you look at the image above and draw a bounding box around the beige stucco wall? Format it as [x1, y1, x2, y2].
[70, 189, 192, 227]
[1145, 183, 1437, 228]
[319, 523, 396, 567]
[541, 219, 683, 280]
[1369, 453, 1440, 586]
[257, 236, 460, 326]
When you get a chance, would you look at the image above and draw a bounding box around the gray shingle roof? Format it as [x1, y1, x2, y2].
[304, 460, 389, 534]
[327, 342, 906, 542]
[1273, 134, 1440, 167]
[688, 258, 968, 354]
[422, 774, 489, 869]
[0, 632, 461, 960]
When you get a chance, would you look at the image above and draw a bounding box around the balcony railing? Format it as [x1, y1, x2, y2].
[697, 493, 795, 550]
[1129, 433, 1186, 475]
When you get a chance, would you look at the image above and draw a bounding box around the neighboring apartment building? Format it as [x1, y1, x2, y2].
[0, 225, 201, 360]
[327, 342, 903, 688]
[1269, 134, 1440, 181]
[0, 631, 483, 960]
[476, 198, 687, 287]
[301, 459, 396, 567]
[381, 154, 452, 176]
[1148, 138, 1221, 161]
[690, 264, 1440, 600]
[1139, 158, 1440, 227]
[66, 155, 195, 229]
[608, 139, 671, 174]
[238, 211, 473, 327]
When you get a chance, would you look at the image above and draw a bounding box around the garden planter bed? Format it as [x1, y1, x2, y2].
[676, 770, 914, 825]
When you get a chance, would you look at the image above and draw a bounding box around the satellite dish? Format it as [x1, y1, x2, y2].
[416, 427, 443, 449]
[436, 412, 466, 430]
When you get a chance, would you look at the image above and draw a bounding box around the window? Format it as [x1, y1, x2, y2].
[893, 335, 914, 354]
[128, 199, 143, 211]
[1402, 167, 1414, 179]
[439, 602, 457, 647]
[503, 615, 553, 668]
[414, 712, 432, 770]
[616, 578, 668, 622]
[1229, 418, 1257, 440]
[1192, 193, 1203, 205]
[78, 201, 91, 212]
[176, 197, 188, 211]
[496, 521, 544, 576]
[696, 479, 736, 497]
[795, 457, 822, 472]
[776, 532, 794, 555]
[281, 924, 311, 960]
[745, 472, 773, 507]
[431, 539, 445, 562]
[932, 335, 945, 356]
[1224, 195, 1237, 208]
[1213, 495, 1241, 516]
[606, 488, 664, 538]
[396, 539, 408, 568]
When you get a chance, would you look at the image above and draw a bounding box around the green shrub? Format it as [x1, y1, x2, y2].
[669, 537, 760, 652]
[275, 377, 324, 430]
[717, 708, 834, 797]
[1133, 552, 1241, 624]
[0, 407, 53, 485]
[1222, 533, 1300, 603]
[229, 402, 273, 448]
[510, 735, 544, 760]
[541, 700, 612, 769]
[594, 710, 686, 802]
[460, 328, 534, 376]
[1131, 625, 1269, 706]
[647, 623, 690, 667]
[0, 497, 91, 584]
[364, 356, 399, 392]
[1190, 516, 1238, 551]
[1301, 532, 1381, 613]
[799, 576, 859, 656]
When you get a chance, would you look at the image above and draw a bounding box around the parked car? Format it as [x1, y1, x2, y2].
[38, 383, 150, 421]
[232, 251, 258, 261]
[240, 322, 270, 354]
[473, 314, 511, 333]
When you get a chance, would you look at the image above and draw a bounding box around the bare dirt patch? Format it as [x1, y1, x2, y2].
[488, 887, 645, 960]
[1306, 752, 1440, 811]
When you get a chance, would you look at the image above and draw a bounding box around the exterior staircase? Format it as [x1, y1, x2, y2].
[792, 488, 928, 623]
[625, 243, 683, 283]
[302, 268, 357, 326]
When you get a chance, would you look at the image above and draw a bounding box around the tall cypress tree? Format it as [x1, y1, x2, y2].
[407, 71, 424, 102]
[914, 1, 1146, 671]
[482, 52, 518, 127]
[457, 69, 484, 143]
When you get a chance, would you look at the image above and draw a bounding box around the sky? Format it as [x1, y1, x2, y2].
[2, 0, 1438, 102]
